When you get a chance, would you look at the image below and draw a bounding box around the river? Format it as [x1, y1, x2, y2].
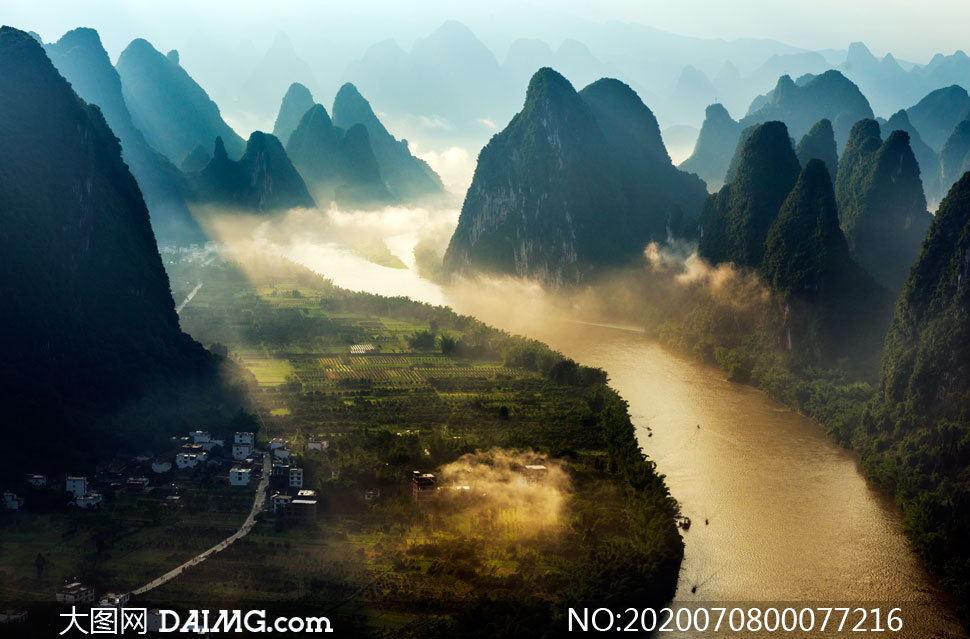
[273, 225, 965, 637]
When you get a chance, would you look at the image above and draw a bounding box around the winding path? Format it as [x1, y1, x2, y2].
[132, 453, 270, 596]
[175, 282, 203, 314]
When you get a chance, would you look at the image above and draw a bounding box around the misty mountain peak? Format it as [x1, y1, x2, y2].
[166, 49, 179, 65]
[331, 82, 443, 201]
[212, 136, 228, 162]
[680, 102, 741, 190]
[795, 118, 838, 180]
[773, 74, 797, 97]
[269, 31, 296, 56]
[117, 35, 245, 163]
[333, 82, 374, 122]
[525, 66, 578, 103]
[705, 102, 734, 122]
[699, 120, 801, 268]
[580, 76, 669, 164]
[846, 41, 877, 64]
[272, 81, 315, 145]
[57, 26, 102, 48]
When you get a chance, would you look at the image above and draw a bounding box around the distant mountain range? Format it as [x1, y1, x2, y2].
[44, 28, 203, 245]
[116, 37, 246, 166]
[331, 82, 444, 202]
[154, 20, 970, 151]
[187, 133, 315, 213]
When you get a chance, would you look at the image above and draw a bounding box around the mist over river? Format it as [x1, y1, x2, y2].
[274, 225, 966, 638]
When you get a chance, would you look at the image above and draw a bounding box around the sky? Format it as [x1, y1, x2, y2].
[4, 0, 969, 64]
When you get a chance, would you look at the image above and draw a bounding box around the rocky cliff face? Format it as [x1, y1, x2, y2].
[444, 68, 706, 284]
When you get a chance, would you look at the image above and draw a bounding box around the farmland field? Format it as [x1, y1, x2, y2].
[1, 253, 682, 638]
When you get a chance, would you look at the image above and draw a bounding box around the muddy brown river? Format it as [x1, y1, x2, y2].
[284, 232, 966, 637]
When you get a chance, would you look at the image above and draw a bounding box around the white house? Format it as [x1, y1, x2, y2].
[273, 447, 291, 460]
[191, 431, 224, 451]
[2, 492, 24, 510]
[288, 467, 304, 489]
[176, 452, 207, 470]
[234, 432, 254, 447]
[98, 592, 130, 608]
[271, 493, 292, 513]
[65, 476, 88, 498]
[306, 440, 328, 452]
[232, 443, 253, 461]
[25, 474, 46, 487]
[56, 582, 96, 604]
[75, 493, 103, 509]
[269, 438, 288, 450]
[151, 459, 173, 474]
[229, 467, 251, 487]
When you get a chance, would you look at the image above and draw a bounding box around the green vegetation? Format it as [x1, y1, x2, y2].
[699, 120, 801, 268]
[169, 255, 686, 636]
[795, 118, 838, 182]
[881, 109, 939, 201]
[0, 485, 255, 601]
[1, 251, 681, 637]
[835, 121, 932, 292]
[637, 169, 970, 627]
[698, 121, 890, 368]
[855, 172, 970, 622]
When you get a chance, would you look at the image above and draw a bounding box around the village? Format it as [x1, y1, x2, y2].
[0, 427, 328, 622]
[0, 418, 556, 630]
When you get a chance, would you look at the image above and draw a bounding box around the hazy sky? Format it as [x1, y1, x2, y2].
[5, 0, 968, 63]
